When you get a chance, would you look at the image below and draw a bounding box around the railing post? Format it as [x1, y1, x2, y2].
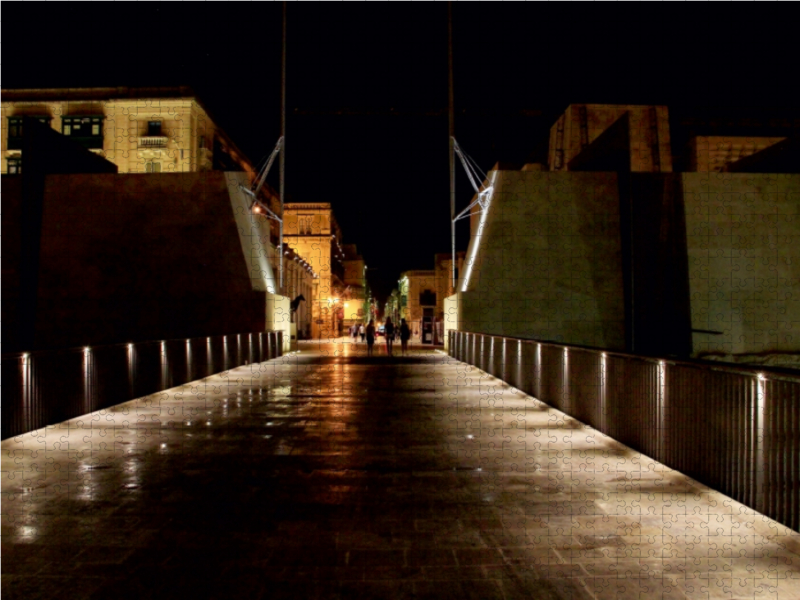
[432, 330, 799, 532]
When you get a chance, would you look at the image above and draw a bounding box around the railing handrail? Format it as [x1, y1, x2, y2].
[449, 329, 800, 533]
[3, 330, 284, 441]
[455, 330, 800, 383]
[2, 330, 284, 360]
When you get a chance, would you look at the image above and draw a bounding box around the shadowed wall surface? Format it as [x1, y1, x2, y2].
[684, 173, 800, 357]
[28, 172, 265, 350]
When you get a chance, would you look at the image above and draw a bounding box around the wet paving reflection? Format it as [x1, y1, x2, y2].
[3, 338, 800, 599]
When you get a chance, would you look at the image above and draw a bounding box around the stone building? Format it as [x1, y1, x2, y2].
[2, 87, 257, 177]
[434, 252, 466, 304]
[399, 270, 439, 344]
[2, 86, 289, 275]
[396, 253, 465, 345]
[448, 103, 799, 368]
[2, 118, 281, 352]
[341, 244, 369, 332]
[687, 136, 787, 172]
[2, 88, 317, 348]
[283, 203, 348, 339]
[548, 103, 673, 173]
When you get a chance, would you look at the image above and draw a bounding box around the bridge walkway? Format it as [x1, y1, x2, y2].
[3, 340, 799, 599]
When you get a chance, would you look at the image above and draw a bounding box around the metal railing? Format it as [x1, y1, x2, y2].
[449, 330, 800, 532]
[2, 331, 283, 440]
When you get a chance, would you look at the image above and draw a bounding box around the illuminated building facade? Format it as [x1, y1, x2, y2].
[398, 270, 437, 343]
[2, 86, 256, 177]
[283, 203, 347, 339]
[342, 244, 369, 331]
[395, 252, 464, 345]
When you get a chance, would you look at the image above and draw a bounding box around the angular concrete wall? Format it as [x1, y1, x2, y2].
[31, 172, 266, 350]
[459, 169, 626, 349]
[224, 172, 278, 294]
[684, 173, 800, 357]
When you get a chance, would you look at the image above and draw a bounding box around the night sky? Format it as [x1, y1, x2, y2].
[5, 4, 796, 304]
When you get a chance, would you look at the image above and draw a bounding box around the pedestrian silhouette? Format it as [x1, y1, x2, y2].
[400, 318, 411, 355]
[366, 319, 376, 357]
[385, 317, 395, 357]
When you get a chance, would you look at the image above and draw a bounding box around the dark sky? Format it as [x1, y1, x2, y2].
[5, 4, 797, 304]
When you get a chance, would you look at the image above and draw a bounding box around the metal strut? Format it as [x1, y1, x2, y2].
[451, 137, 493, 223]
[240, 136, 285, 293]
[449, 136, 496, 293]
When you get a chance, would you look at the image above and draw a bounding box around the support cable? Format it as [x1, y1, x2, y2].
[240, 137, 285, 293]
[451, 137, 494, 223]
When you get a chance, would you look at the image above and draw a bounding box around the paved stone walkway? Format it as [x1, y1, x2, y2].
[3, 340, 800, 599]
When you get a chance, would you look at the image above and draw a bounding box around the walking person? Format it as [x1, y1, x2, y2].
[351, 324, 359, 344]
[359, 323, 365, 343]
[400, 318, 411, 356]
[384, 317, 395, 357]
[366, 319, 376, 357]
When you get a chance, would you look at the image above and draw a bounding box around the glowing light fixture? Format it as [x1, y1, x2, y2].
[460, 170, 498, 292]
[239, 136, 284, 292]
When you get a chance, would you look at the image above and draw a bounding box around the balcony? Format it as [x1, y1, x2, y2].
[138, 136, 168, 149]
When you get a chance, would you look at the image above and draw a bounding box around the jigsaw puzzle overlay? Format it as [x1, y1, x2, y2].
[3, 93, 800, 600]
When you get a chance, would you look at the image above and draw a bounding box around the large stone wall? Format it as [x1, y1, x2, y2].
[27, 172, 267, 350]
[684, 173, 800, 358]
[458, 169, 626, 350]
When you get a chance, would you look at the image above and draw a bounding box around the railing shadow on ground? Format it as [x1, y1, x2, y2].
[449, 330, 800, 533]
[2, 331, 283, 441]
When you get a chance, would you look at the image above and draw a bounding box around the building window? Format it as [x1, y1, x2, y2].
[7, 157, 22, 175]
[298, 215, 314, 235]
[7, 117, 24, 149]
[7, 116, 51, 150]
[420, 290, 436, 306]
[145, 161, 162, 173]
[147, 121, 162, 136]
[62, 116, 103, 148]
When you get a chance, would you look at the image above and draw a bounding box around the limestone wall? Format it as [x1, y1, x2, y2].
[683, 173, 800, 357]
[548, 104, 672, 173]
[29, 172, 267, 350]
[459, 169, 626, 349]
